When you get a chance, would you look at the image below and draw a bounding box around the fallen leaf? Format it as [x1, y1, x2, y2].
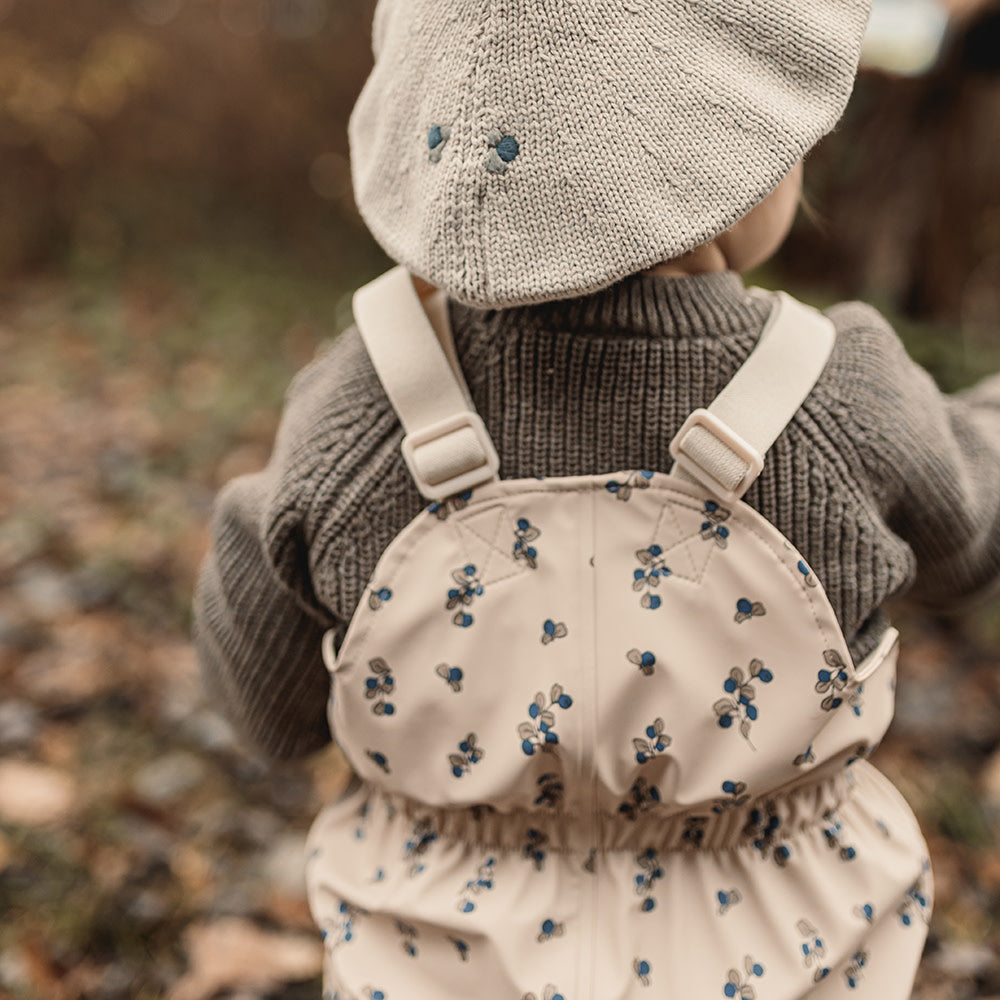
[167, 917, 322, 1000]
[0, 760, 77, 825]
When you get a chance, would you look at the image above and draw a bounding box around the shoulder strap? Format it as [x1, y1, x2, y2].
[668, 290, 836, 502]
[352, 266, 500, 501]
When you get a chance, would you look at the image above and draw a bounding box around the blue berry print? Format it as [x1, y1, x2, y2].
[363, 988, 386, 1000]
[368, 586, 393, 611]
[723, 956, 764, 999]
[541, 619, 568, 644]
[821, 810, 858, 861]
[743, 805, 792, 867]
[448, 936, 471, 962]
[793, 745, 816, 767]
[618, 776, 662, 820]
[854, 902, 876, 924]
[323, 899, 367, 952]
[533, 773, 564, 810]
[633, 544, 671, 609]
[513, 517, 541, 568]
[898, 864, 931, 927]
[366, 749, 390, 774]
[796, 919, 830, 981]
[427, 123, 452, 163]
[435, 662, 464, 692]
[445, 563, 484, 627]
[605, 470, 653, 501]
[537, 917, 564, 943]
[815, 649, 850, 711]
[449, 732, 485, 777]
[716, 887, 742, 914]
[457, 856, 496, 913]
[844, 951, 868, 989]
[395, 919, 418, 958]
[633, 848, 664, 912]
[712, 780, 750, 813]
[634, 958, 652, 986]
[519, 686, 573, 755]
[427, 490, 472, 520]
[365, 657, 396, 716]
[714, 658, 774, 747]
[631, 717, 672, 764]
[485, 129, 519, 173]
[683, 815, 709, 846]
[627, 648, 656, 676]
[522, 826, 549, 869]
[403, 818, 437, 877]
[521, 987, 564, 1000]
[700, 500, 732, 548]
[734, 597, 766, 624]
[797, 558, 818, 587]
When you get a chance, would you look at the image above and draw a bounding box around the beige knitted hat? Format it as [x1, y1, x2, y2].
[349, 1, 872, 309]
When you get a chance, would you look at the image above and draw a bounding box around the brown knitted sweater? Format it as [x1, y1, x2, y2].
[193, 270, 1000, 760]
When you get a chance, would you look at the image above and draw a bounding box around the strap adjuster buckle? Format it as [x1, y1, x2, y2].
[668, 408, 764, 503]
[401, 411, 500, 501]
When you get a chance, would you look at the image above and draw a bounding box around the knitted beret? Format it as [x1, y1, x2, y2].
[348, 0, 872, 308]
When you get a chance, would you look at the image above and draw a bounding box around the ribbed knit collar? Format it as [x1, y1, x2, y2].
[449, 270, 768, 340]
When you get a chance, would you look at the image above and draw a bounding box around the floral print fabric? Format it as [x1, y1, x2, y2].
[306, 472, 931, 1000]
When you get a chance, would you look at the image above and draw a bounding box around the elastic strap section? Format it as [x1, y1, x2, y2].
[669, 290, 836, 501]
[353, 267, 500, 500]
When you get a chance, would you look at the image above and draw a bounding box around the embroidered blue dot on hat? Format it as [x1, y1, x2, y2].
[349, 0, 873, 309]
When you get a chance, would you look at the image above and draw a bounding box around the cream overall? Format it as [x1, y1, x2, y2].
[306, 269, 932, 1000]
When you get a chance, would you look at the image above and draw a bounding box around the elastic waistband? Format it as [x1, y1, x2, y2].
[346, 768, 857, 855]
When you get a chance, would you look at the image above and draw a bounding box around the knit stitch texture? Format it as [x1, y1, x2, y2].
[194, 271, 1000, 759]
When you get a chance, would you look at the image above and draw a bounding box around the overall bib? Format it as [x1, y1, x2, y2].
[306, 268, 932, 1000]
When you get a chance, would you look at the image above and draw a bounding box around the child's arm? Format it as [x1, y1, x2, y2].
[830, 302, 1000, 609]
[194, 469, 337, 760]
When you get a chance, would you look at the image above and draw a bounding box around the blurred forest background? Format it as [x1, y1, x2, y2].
[1, 0, 1000, 998]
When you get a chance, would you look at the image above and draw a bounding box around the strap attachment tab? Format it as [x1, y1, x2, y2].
[669, 408, 764, 504]
[401, 411, 500, 500]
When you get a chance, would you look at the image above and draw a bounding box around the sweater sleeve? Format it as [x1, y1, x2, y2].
[829, 302, 1000, 610]
[193, 467, 338, 760]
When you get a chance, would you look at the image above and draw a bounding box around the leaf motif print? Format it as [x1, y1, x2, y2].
[627, 648, 656, 676]
[632, 545, 670, 609]
[617, 776, 662, 820]
[513, 517, 541, 568]
[365, 749, 390, 774]
[533, 773, 564, 809]
[449, 732, 485, 777]
[521, 987, 566, 1000]
[816, 650, 850, 711]
[457, 856, 496, 913]
[711, 780, 750, 814]
[734, 597, 766, 624]
[519, 688, 573, 755]
[368, 586, 393, 611]
[716, 887, 742, 914]
[723, 956, 764, 999]
[427, 490, 472, 521]
[605, 470, 653, 501]
[797, 559, 818, 587]
[395, 919, 419, 958]
[403, 818, 437, 877]
[714, 659, 773, 748]
[742, 804, 792, 867]
[633, 958, 652, 986]
[448, 936, 471, 962]
[321, 900, 368, 952]
[632, 717, 671, 764]
[821, 809, 858, 861]
[537, 918, 564, 943]
[844, 951, 868, 989]
[898, 863, 931, 927]
[522, 826, 549, 869]
[700, 500, 731, 548]
[633, 848, 664, 912]
[365, 658, 396, 716]
[445, 564, 483, 628]
[796, 919, 831, 982]
[541, 619, 568, 644]
[435, 663, 464, 692]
